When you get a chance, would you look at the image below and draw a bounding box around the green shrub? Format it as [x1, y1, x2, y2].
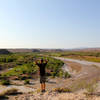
[0, 79, 10, 85]
[24, 79, 30, 84]
[18, 76, 27, 80]
[0, 88, 18, 97]
[64, 72, 71, 78]
[0, 54, 71, 79]
[0, 56, 15, 63]
[51, 72, 57, 78]
[58, 70, 64, 78]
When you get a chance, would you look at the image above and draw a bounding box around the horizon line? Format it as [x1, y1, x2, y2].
[0, 47, 100, 50]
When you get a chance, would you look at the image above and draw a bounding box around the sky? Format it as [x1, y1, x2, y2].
[0, 0, 100, 49]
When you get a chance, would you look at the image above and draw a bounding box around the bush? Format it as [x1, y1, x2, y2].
[51, 72, 57, 78]
[0, 79, 10, 85]
[0, 56, 15, 63]
[85, 82, 98, 95]
[18, 76, 27, 80]
[64, 72, 71, 78]
[0, 88, 18, 97]
[58, 70, 64, 78]
[24, 79, 30, 84]
[53, 87, 71, 93]
[1, 54, 70, 79]
[1, 56, 65, 78]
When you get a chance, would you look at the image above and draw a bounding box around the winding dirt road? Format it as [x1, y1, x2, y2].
[54, 57, 100, 91]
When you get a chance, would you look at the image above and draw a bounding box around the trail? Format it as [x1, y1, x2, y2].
[55, 57, 100, 87]
[55, 57, 100, 67]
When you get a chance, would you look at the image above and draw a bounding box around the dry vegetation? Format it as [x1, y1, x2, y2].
[0, 88, 18, 97]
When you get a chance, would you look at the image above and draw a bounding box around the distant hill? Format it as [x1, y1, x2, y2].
[7, 49, 63, 53]
[7, 49, 43, 53]
[0, 49, 11, 54]
[82, 48, 100, 52]
[69, 48, 100, 52]
[8, 49, 35, 53]
[0, 48, 99, 53]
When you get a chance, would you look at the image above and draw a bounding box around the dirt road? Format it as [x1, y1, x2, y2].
[55, 57, 100, 67]
[55, 57, 100, 91]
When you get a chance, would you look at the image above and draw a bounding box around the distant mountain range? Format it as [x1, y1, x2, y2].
[67, 48, 100, 52]
[7, 49, 63, 53]
[0, 49, 11, 54]
[0, 48, 100, 54]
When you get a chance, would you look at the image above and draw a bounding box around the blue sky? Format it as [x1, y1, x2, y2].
[0, 0, 100, 49]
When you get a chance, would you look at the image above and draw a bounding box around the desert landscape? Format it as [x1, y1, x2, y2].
[0, 49, 100, 100]
[0, 0, 100, 99]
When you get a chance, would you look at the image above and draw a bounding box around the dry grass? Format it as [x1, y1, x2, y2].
[36, 88, 41, 93]
[53, 87, 72, 93]
[0, 88, 18, 97]
[67, 78, 99, 93]
[85, 80, 98, 95]
[64, 56, 100, 63]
